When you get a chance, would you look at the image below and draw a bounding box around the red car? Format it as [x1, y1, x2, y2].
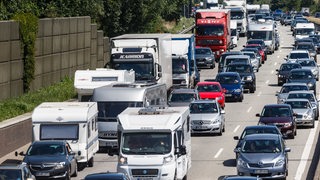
[244, 44, 266, 63]
[195, 81, 226, 108]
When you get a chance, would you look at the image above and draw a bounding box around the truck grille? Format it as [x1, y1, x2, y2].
[131, 169, 158, 177]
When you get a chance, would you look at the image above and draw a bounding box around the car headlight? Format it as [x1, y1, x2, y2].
[54, 162, 66, 170]
[216, 96, 222, 101]
[244, 76, 252, 81]
[119, 155, 128, 165]
[234, 89, 242, 93]
[278, 74, 284, 78]
[212, 118, 219, 124]
[275, 159, 285, 167]
[307, 82, 314, 87]
[205, 57, 213, 61]
[283, 122, 292, 128]
[163, 155, 173, 164]
[237, 158, 248, 168]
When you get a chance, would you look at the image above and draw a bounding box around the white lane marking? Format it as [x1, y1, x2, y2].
[247, 106, 252, 113]
[294, 121, 318, 179]
[277, 55, 280, 59]
[257, 91, 262, 96]
[233, 125, 240, 133]
[265, 80, 269, 84]
[271, 70, 274, 74]
[274, 62, 277, 66]
[214, 148, 223, 158]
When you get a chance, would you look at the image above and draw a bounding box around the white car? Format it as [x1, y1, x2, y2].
[190, 99, 225, 135]
[285, 50, 311, 62]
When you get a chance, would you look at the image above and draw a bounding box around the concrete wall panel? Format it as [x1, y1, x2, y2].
[77, 17, 85, 33]
[60, 18, 70, 35]
[34, 57, 43, 76]
[10, 80, 23, 98]
[91, 39, 97, 54]
[97, 60, 104, 68]
[42, 18, 53, 37]
[11, 41, 21, 60]
[97, 46, 104, 61]
[84, 16, 91, 32]
[91, 24, 97, 39]
[97, 31, 104, 45]
[77, 50, 84, 66]
[52, 53, 61, 71]
[42, 55, 52, 73]
[0, 42, 10, 63]
[77, 33, 85, 49]
[0, 62, 10, 83]
[42, 72, 53, 88]
[10, 60, 23, 80]
[35, 38, 43, 56]
[69, 51, 77, 67]
[61, 52, 70, 69]
[84, 48, 90, 64]
[0, 21, 11, 41]
[43, 37, 53, 55]
[84, 32, 91, 48]
[52, 71, 61, 84]
[69, 18, 77, 34]
[90, 55, 97, 69]
[69, 34, 77, 51]
[52, 36, 61, 53]
[10, 21, 19, 40]
[61, 35, 69, 52]
[52, 18, 62, 36]
[0, 82, 10, 100]
[30, 75, 42, 92]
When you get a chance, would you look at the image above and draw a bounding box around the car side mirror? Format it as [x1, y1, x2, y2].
[276, 69, 279, 72]
[285, 147, 291, 152]
[78, 151, 81, 156]
[233, 136, 239, 140]
[293, 112, 298, 116]
[256, 113, 261, 117]
[175, 145, 187, 155]
[69, 151, 76, 156]
[15, 151, 25, 156]
[234, 147, 241, 153]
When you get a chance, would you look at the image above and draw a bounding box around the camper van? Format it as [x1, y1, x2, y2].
[92, 82, 167, 154]
[117, 106, 191, 180]
[74, 69, 135, 101]
[31, 102, 99, 169]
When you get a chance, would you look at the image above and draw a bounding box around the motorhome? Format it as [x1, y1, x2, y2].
[294, 23, 315, 40]
[247, 20, 276, 54]
[74, 69, 135, 101]
[91, 82, 167, 154]
[117, 106, 191, 180]
[31, 102, 99, 168]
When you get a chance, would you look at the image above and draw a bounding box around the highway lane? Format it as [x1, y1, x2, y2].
[73, 23, 320, 179]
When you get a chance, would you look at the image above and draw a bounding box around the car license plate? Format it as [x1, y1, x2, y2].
[254, 169, 268, 174]
[225, 94, 232, 97]
[36, 172, 50, 176]
[135, 178, 152, 180]
[195, 126, 208, 129]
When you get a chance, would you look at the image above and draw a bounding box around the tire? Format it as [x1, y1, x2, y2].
[65, 168, 71, 180]
[72, 163, 78, 177]
[88, 157, 94, 167]
[250, 87, 254, 93]
[290, 133, 295, 139]
[217, 126, 223, 136]
[311, 121, 315, 128]
[239, 96, 243, 102]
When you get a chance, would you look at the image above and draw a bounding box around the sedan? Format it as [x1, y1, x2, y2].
[195, 47, 215, 69]
[226, 63, 256, 93]
[287, 69, 317, 95]
[256, 104, 297, 139]
[296, 59, 319, 81]
[215, 72, 244, 102]
[284, 98, 315, 128]
[195, 81, 226, 108]
[275, 62, 302, 86]
[18, 140, 78, 180]
[190, 100, 225, 135]
[235, 134, 290, 179]
[275, 83, 309, 104]
[168, 88, 200, 107]
[242, 51, 261, 72]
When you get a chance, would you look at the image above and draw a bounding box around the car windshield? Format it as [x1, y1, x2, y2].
[261, 107, 291, 117]
[27, 144, 66, 156]
[190, 102, 218, 113]
[296, 29, 314, 35]
[230, 11, 244, 19]
[196, 25, 224, 36]
[122, 132, 172, 155]
[0, 169, 22, 180]
[289, 71, 313, 79]
[296, 44, 314, 51]
[217, 75, 240, 84]
[242, 139, 281, 153]
[289, 53, 309, 59]
[195, 48, 212, 55]
[243, 53, 255, 58]
[280, 64, 301, 71]
[169, 93, 197, 102]
[285, 101, 310, 109]
[240, 128, 280, 139]
[280, 85, 308, 93]
[287, 93, 315, 102]
[196, 84, 221, 92]
[227, 65, 251, 73]
[297, 60, 316, 67]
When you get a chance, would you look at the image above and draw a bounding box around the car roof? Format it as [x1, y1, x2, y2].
[244, 133, 281, 140]
[225, 55, 250, 59]
[0, 159, 26, 169]
[191, 99, 218, 104]
[244, 125, 279, 130]
[290, 68, 312, 72]
[197, 81, 221, 85]
[221, 51, 243, 55]
[282, 82, 308, 86]
[296, 42, 314, 45]
[217, 72, 240, 76]
[171, 88, 198, 94]
[289, 50, 309, 53]
[281, 62, 301, 65]
[285, 98, 310, 102]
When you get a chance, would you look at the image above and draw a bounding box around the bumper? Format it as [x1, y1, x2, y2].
[296, 118, 314, 126]
[32, 169, 68, 179]
[237, 166, 287, 179]
[117, 163, 176, 180]
[191, 123, 222, 134]
[99, 139, 118, 149]
[243, 81, 254, 90]
[225, 92, 242, 101]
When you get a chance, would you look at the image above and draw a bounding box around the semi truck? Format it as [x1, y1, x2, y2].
[92, 82, 167, 154]
[74, 69, 135, 101]
[224, 6, 247, 37]
[195, 9, 231, 59]
[171, 34, 197, 88]
[117, 106, 191, 180]
[108, 34, 172, 91]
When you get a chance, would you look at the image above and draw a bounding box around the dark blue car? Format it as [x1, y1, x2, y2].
[216, 72, 244, 102]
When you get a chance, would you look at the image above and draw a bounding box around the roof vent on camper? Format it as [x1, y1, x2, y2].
[138, 107, 161, 115]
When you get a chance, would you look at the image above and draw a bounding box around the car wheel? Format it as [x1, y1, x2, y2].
[239, 96, 243, 102]
[250, 87, 254, 93]
[217, 126, 223, 136]
[65, 168, 71, 180]
[311, 121, 315, 128]
[72, 163, 78, 177]
[88, 157, 94, 167]
[290, 133, 295, 139]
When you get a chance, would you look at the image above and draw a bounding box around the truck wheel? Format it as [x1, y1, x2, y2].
[88, 157, 94, 167]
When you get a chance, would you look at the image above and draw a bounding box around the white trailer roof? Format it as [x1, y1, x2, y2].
[32, 102, 98, 123]
[248, 21, 274, 31]
[295, 23, 315, 29]
[118, 107, 189, 131]
[172, 40, 189, 56]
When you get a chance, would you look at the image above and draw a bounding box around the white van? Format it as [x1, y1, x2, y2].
[91, 82, 167, 154]
[117, 106, 191, 180]
[74, 69, 135, 101]
[32, 102, 99, 169]
[294, 23, 315, 40]
[230, 20, 238, 48]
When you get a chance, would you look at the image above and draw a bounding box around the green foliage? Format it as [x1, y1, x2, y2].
[13, 13, 38, 93]
[0, 77, 76, 122]
[167, 17, 195, 34]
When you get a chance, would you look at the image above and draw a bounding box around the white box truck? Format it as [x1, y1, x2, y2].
[74, 69, 135, 101]
[108, 34, 172, 91]
[225, 6, 247, 37]
[117, 106, 191, 180]
[31, 102, 99, 169]
[171, 34, 196, 88]
[92, 82, 168, 154]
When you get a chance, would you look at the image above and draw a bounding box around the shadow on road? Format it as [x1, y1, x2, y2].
[223, 159, 236, 167]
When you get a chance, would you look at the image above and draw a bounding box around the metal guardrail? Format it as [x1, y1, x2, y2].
[179, 24, 195, 34]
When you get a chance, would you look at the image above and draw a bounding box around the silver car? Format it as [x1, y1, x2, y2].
[235, 134, 290, 179]
[168, 88, 200, 107]
[284, 98, 315, 128]
[276, 83, 309, 104]
[190, 100, 225, 135]
[296, 59, 319, 81]
[242, 51, 261, 72]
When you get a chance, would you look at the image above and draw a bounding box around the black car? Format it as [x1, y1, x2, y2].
[18, 140, 78, 180]
[218, 51, 243, 72]
[85, 172, 129, 180]
[287, 69, 317, 95]
[226, 63, 256, 93]
[276, 62, 302, 86]
[195, 47, 215, 69]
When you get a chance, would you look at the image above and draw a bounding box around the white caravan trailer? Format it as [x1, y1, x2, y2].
[74, 69, 135, 101]
[32, 102, 99, 168]
[91, 82, 167, 154]
[294, 23, 315, 40]
[247, 20, 276, 54]
[117, 106, 191, 180]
